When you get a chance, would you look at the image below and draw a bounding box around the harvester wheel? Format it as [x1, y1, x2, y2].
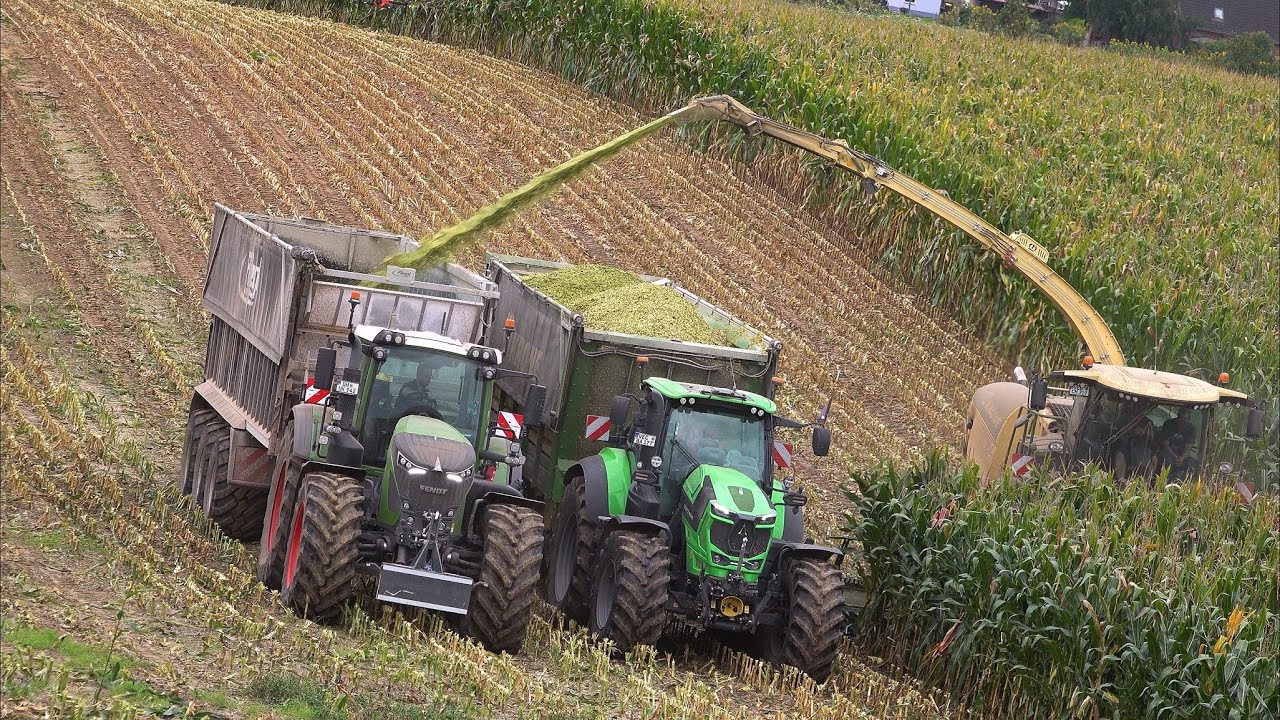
[196, 423, 268, 541]
[547, 477, 596, 625]
[456, 504, 543, 653]
[178, 406, 218, 495]
[588, 531, 669, 653]
[257, 424, 300, 590]
[777, 558, 844, 683]
[280, 471, 362, 622]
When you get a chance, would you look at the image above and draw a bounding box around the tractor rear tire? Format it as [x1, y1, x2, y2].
[778, 558, 844, 683]
[588, 531, 669, 654]
[257, 424, 300, 590]
[456, 504, 543, 654]
[280, 471, 362, 622]
[547, 477, 596, 625]
[196, 425, 268, 541]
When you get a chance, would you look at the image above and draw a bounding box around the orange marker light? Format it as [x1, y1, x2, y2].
[350, 291, 362, 301]
[1082, 355, 1094, 369]
[636, 356, 649, 364]
[504, 316, 516, 330]
[771, 376, 785, 386]
[1219, 372, 1230, 385]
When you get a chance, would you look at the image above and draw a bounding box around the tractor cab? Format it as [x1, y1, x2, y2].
[966, 361, 1262, 483]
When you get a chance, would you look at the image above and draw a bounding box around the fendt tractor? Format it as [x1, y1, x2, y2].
[625, 95, 1264, 486]
[487, 256, 846, 682]
[179, 206, 549, 652]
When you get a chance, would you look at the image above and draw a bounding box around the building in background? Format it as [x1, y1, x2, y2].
[1180, 0, 1280, 52]
[887, 0, 944, 19]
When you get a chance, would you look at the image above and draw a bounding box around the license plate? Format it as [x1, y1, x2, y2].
[1068, 384, 1089, 397]
[335, 380, 359, 395]
[633, 432, 657, 447]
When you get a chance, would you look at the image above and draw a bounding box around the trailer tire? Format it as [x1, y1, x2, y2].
[456, 504, 543, 654]
[197, 424, 268, 541]
[257, 424, 300, 590]
[280, 471, 362, 622]
[179, 406, 218, 495]
[588, 531, 669, 653]
[778, 558, 844, 683]
[547, 477, 596, 625]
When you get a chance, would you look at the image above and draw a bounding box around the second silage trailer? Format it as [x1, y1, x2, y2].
[485, 254, 848, 681]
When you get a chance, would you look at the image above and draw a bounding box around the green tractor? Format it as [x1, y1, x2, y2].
[546, 378, 845, 681]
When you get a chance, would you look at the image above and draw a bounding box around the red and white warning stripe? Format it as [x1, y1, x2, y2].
[1010, 454, 1035, 477]
[584, 415, 611, 441]
[772, 441, 794, 469]
[303, 378, 330, 405]
[496, 411, 524, 440]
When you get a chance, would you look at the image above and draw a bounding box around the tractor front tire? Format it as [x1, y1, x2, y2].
[257, 424, 300, 590]
[588, 531, 669, 654]
[280, 471, 362, 622]
[456, 504, 543, 654]
[547, 477, 596, 625]
[778, 558, 844, 683]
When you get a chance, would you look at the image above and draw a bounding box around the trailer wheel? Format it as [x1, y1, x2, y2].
[456, 504, 543, 654]
[547, 477, 596, 625]
[196, 422, 268, 541]
[280, 471, 362, 622]
[777, 558, 844, 683]
[257, 424, 300, 590]
[178, 405, 218, 495]
[588, 531, 669, 653]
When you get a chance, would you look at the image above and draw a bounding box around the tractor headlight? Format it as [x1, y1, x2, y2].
[1218, 462, 1234, 475]
[712, 553, 730, 565]
[445, 472, 466, 484]
[1049, 441, 1065, 453]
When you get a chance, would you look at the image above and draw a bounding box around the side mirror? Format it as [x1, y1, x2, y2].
[609, 395, 630, 432]
[812, 426, 832, 457]
[525, 384, 547, 429]
[1246, 406, 1264, 440]
[1029, 378, 1048, 411]
[314, 347, 337, 392]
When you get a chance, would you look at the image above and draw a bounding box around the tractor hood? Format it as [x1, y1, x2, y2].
[682, 464, 776, 524]
[390, 415, 476, 474]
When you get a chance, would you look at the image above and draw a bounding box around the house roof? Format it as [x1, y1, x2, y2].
[1181, 0, 1279, 44]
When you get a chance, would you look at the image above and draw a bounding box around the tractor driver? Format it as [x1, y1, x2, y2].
[397, 363, 438, 415]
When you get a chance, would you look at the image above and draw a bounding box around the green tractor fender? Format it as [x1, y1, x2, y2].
[562, 447, 633, 520]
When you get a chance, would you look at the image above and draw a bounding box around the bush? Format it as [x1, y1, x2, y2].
[995, 0, 1037, 37]
[1052, 18, 1085, 45]
[1221, 31, 1278, 75]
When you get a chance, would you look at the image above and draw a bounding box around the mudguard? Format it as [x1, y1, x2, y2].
[564, 454, 611, 520]
[596, 515, 669, 543]
[767, 541, 843, 572]
[461, 482, 543, 539]
[778, 503, 805, 543]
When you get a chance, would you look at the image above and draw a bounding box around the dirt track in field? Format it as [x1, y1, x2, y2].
[2, 0, 990, 715]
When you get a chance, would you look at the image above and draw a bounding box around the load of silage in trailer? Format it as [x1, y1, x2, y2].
[524, 264, 728, 346]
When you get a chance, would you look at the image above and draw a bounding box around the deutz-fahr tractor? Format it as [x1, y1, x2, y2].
[546, 378, 845, 680]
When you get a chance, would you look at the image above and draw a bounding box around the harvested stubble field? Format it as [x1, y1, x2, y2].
[0, 0, 1000, 716]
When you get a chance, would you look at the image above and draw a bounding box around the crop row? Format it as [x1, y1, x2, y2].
[844, 453, 1279, 719]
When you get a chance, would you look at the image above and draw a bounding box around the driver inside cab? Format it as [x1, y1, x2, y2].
[399, 363, 434, 407]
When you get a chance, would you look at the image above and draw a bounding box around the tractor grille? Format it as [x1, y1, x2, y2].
[709, 519, 771, 558]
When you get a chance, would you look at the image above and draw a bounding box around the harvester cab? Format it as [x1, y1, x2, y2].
[547, 376, 846, 681]
[965, 361, 1261, 484]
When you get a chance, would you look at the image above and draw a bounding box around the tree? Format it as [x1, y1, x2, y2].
[1066, 0, 1188, 48]
[996, 0, 1038, 37]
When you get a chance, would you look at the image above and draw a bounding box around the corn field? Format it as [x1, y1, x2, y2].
[845, 453, 1279, 719]
[0, 0, 995, 714]
[256, 0, 1280, 483]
